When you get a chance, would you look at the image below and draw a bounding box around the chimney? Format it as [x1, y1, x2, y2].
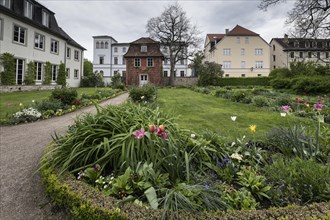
[225, 29, 229, 34]
[284, 34, 289, 43]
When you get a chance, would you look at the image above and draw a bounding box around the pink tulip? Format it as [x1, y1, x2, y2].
[313, 103, 324, 111]
[149, 124, 156, 133]
[132, 128, 147, 139]
[281, 105, 290, 112]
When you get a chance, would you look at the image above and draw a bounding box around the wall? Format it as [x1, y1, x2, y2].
[0, 85, 61, 93]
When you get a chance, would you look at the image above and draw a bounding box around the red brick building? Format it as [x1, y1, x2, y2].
[124, 38, 164, 86]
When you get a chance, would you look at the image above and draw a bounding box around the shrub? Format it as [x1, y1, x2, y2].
[252, 96, 271, 107]
[217, 77, 270, 86]
[10, 107, 42, 124]
[50, 88, 78, 105]
[35, 99, 64, 112]
[265, 157, 330, 206]
[56, 63, 67, 87]
[197, 62, 223, 86]
[24, 61, 36, 85]
[268, 67, 292, 78]
[0, 52, 16, 85]
[129, 84, 157, 103]
[291, 77, 330, 94]
[270, 78, 292, 89]
[275, 96, 293, 107]
[80, 71, 105, 87]
[43, 62, 52, 85]
[231, 90, 250, 103]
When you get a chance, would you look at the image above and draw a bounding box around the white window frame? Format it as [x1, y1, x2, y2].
[245, 37, 249, 44]
[66, 68, 70, 78]
[236, 37, 240, 44]
[74, 69, 79, 79]
[147, 58, 154, 67]
[114, 47, 118, 53]
[241, 48, 245, 55]
[223, 61, 231, 69]
[122, 57, 126, 65]
[223, 48, 231, 55]
[134, 58, 141, 67]
[24, 0, 33, 19]
[99, 56, 104, 64]
[255, 48, 263, 55]
[241, 61, 246, 68]
[163, 70, 168, 77]
[42, 10, 49, 27]
[13, 24, 26, 45]
[50, 39, 59, 54]
[122, 47, 126, 53]
[74, 50, 79, 61]
[255, 61, 263, 69]
[141, 46, 147, 52]
[66, 47, 71, 59]
[114, 57, 118, 65]
[0, 0, 11, 8]
[35, 62, 43, 81]
[34, 33, 45, 50]
[15, 59, 25, 85]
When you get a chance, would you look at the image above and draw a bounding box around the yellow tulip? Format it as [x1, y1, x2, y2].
[249, 125, 256, 133]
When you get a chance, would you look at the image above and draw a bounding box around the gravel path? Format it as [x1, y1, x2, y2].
[0, 93, 128, 220]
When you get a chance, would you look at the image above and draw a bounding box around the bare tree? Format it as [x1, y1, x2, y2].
[146, 3, 201, 85]
[259, 0, 330, 38]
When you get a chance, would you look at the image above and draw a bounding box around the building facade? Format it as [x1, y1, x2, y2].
[270, 35, 330, 69]
[0, 0, 85, 87]
[92, 35, 190, 85]
[204, 25, 271, 77]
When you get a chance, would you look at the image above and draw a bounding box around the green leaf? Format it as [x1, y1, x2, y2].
[144, 187, 158, 209]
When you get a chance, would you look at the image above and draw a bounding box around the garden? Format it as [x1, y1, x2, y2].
[41, 84, 330, 219]
[0, 87, 124, 124]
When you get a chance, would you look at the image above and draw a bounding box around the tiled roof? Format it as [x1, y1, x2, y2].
[272, 38, 330, 51]
[130, 37, 159, 44]
[207, 34, 225, 41]
[124, 37, 164, 58]
[227, 25, 259, 36]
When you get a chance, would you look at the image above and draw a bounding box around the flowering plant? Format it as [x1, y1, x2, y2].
[11, 107, 42, 123]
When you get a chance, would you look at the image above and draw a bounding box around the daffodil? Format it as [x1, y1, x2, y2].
[231, 116, 237, 121]
[249, 125, 256, 133]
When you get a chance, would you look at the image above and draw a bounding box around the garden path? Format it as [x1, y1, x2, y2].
[0, 93, 129, 220]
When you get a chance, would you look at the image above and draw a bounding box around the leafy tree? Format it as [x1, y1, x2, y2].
[56, 63, 66, 87]
[0, 53, 16, 85]
[43, 62, 52, 85]
[80, 71, 105, 87]
[198, 62, 224, 86]
[83, 59, 93, 77]
[191, 51, 204, 77]
[259, 0, 330, 38]
[24, 61, 36, 85]
[146, 2, 201, 86]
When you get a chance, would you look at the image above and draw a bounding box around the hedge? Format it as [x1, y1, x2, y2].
[217, 77, 271, 86]
[41, 144, 330, 220]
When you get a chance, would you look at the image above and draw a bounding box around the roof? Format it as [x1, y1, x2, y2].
[227, 25, 259, 36]
[1, 0, 85, 50]
[207, 34, 225, 41]
[272, 37, 330, 51]
[124, 37, 164, 58]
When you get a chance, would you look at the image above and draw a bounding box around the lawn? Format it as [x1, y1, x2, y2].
[157, 88, 311, 140]
[0, 87, 114, 120]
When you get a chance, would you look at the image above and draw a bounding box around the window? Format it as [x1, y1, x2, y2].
[273, 45, 275, 51]
[96, 41, 100, 49]
[163, 71, 168, 77]
[24, 1, 33, 19]
[241, 61, 246, 68]
[66, 68, 70, 78]
[99, 56, 104, 64]
[0, 0, 11, 8]
[105, 42, 108, 49]
[299, 52, 303, 58]
[308, 52, 312, 58]
[51, 65, 57, 81]
[305, 41, 310, 48]
[114, 47, 118, 52]
[122, 57, 126, 65]
[134, 58, 141, 67]
[236, 37, 240, 44]
[241, 74, 246, 77]
[223, 48, 231, 55]
[225, 74, 229, 77]
[180, 59, 184, 65]
[34, 33, 45, 50]
[164, 59, 168, 65]
[241, 48, 245, 55]
[312, 41, 317, 48]
[122, 47, 126, 53]
[141, 46, 147, 52]
[35, 62, 42, 81]
[180, 71, 185, 77]
[245, 37, 249, 44]
[74, 69, 79, 79]
[74, 50, 79, 61]
[255, 48, 263, 55]
[114, 57, 118, 65]
[326, 52, 329, 59]
[0, 18, 4, 40]
[322, 41, 327, 48]
[223, 61, 231, 69]
[255, 61, 263, 68]
[42, 10, 49, 27]
[66, 47, 71, 59]
[147, 58, 153, 67]
[257, 74, 262, 77]
[50, 39, 59, 54]
[13, 25, 26, 44]
[294, 41, 299, 48]
[273, 55, 276, 61]
[317, 52, 320, 58]
[100, 42, 104, 49]
[290, 52, 294, 58]
[15, 59, 24, 85]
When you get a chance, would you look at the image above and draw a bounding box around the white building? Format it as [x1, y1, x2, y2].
[92, 35, 190, 85]
[0, 0, 85, 87]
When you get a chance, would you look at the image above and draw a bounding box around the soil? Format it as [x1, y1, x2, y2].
[0, 93, 128, 220]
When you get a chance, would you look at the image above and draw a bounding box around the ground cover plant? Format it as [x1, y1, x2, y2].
[43, 86, 330, 219]
[0, 87, 123, 124]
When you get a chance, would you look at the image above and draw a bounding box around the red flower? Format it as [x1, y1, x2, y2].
[149, 124, 156, 133]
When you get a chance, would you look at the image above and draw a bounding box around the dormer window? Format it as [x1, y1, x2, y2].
[294, 41, 299, 48]
[0, 0, 11, 8]
[24, 1, 33, 19]
[42, 10, 49, 27]
[305, 41, 310, 48]
[141, 46, 147, 52]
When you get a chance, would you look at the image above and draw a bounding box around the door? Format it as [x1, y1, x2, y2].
[15, 59, 24, 85]
[139, 74, 148, 86]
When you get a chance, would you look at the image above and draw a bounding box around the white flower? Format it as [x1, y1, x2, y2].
[231, 116, 237, 121]
[280, 113, 286, 117]
[32, 100, 35, 103]
[190, 133, 196, 139]
[230, 152, 243, 161]
[19, 103, 23, 106]
[141, 96, 145, 99]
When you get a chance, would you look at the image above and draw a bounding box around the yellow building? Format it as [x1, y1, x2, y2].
[204, 25, 271, 77]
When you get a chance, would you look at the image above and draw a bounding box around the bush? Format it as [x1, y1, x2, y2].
[197, 62, 223, 86]
[80, 71, 105, 87]
[24, 61, 36, 85]
[217, 77, 270, 86]
[275, 96, 293, 107]
[50, 88, 78, 105]
[252, 96, 271, 107]
[270, 78, 292, 89]
[129, 84, 157, 103]
[265, 157, 330, 206]
[291, 77, 330, 94]
[268, 67, 292, 78]
[0, 53, 16, 85]
[35, 99, 64, 112]
[10, 107, 42, 124]
[56, 63, 67, 87]
[231, 90, 250, 103]
[43, 62, 52, 85]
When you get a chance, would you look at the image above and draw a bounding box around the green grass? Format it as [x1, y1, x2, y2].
[157, 88, 311, 140]
[0, 87, 114, 120]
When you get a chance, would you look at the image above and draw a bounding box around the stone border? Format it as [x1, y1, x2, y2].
[0, 85, 62, 93]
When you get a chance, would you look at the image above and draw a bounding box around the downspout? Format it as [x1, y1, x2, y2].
[110, 39, 113, 83]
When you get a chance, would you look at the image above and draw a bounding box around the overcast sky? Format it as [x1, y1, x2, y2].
[38, 0, 295, 61]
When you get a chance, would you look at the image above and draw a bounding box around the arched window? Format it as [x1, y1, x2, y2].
[100, 41, 104, 49]
[105, 42, 109, 49]
[96, 41, 100, 49]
